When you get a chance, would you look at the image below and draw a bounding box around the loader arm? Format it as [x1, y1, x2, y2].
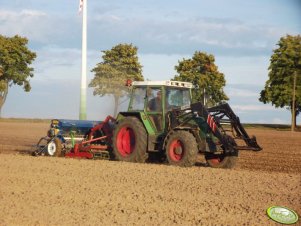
[207, 103, 262, 151]
[168, 102, 262, 152]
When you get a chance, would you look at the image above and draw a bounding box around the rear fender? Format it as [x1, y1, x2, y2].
[117, 112, 156, 135]
[117, 112, 158, 151]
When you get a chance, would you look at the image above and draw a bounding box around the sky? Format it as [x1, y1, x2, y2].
[0, 0, 301, 124]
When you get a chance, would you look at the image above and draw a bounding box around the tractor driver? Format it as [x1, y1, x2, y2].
[148, 90, 162, 112]
[148, 89, 163, 131]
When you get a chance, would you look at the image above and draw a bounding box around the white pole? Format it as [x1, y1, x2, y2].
[79, 0, 87, 120]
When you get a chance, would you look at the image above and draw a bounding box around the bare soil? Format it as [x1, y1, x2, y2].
[0, 121, 300, 225]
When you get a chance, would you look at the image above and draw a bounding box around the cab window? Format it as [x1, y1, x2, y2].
[147, 88, 162, 112]
[129, 87, 146, 111]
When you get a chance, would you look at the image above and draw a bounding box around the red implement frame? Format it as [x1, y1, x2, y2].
[65, 116, 116, 159]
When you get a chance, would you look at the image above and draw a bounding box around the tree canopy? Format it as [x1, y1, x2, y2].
[89, 43, 144, 116]
[0, 35, 36, 116]
[174, 51, 228, 106]
[259, 34, 301, 129]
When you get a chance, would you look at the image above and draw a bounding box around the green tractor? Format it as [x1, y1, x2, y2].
[42, 80, 261, 169]
[110, 80, 261, 168]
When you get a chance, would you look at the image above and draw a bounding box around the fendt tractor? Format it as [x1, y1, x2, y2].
[33, 80, 262, 168]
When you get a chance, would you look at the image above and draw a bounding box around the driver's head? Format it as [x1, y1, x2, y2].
[157, 91, 161, 99]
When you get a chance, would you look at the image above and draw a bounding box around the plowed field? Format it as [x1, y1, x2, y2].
[0, 121, 300, 225]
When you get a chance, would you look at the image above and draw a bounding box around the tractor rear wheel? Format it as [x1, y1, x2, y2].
[205, 136, 237, 169]
[166, 130, 198, 167]
[46, 138, 62, 157]
[112, 117, 148, 163]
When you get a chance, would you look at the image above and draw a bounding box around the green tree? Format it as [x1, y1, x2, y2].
[90, 43, 144, 116]
[174, 51, 228, 106]
[259, 35, 301, 131]
[0, 35, 36, 117]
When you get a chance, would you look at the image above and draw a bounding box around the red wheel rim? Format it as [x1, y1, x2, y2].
[169, 139, 184, 161]
[209, 154, 225, 165]
[116, 127, 135, 157]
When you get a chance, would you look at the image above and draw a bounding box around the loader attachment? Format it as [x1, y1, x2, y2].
[207, 103, 262, 151]
[170, 102, 262, 152]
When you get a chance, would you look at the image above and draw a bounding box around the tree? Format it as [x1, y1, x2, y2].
[89, 43, 144, 116]
[0, 35, 36, 117]
[174, 51, 228, 106]
[259, 35, 301, 131]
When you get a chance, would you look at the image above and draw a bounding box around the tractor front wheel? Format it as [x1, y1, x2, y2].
[205, 136, 237, 169]
[205, 153, 237, 169]
[46, 138, 62, 157]
[166, 130, 198, 167]
[112, 117, 148, 163]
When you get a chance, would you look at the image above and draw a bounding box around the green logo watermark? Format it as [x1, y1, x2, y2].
[267, 206, 299, 224]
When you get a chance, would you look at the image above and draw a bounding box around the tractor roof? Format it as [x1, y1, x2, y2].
[132, 80, 193, 88]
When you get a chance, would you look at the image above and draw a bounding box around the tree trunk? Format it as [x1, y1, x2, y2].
[0, 82, 9, 118]
[291, 71, 297, 132]
[291, 109, 296, 131]
[113, 95, 120, 117]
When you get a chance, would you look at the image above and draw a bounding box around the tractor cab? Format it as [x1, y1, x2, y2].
[127, 81, 193, 133]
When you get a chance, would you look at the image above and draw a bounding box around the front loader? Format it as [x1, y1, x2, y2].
[33, 80, 262, 169]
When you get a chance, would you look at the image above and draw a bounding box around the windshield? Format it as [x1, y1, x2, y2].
[166, 88, 191, 111]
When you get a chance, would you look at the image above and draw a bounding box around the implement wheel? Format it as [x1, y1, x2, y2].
[205, 136, 237, 169]
[47, 138, 62, 157]
[112, 117, 148, 163]
[166, 130, 198, 167]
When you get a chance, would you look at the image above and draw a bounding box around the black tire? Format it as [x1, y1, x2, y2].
[205, 136, 237, 169]
[46, 138, 62, 157]
[112, 117, 148, 163]
[165, 130, 198, 167]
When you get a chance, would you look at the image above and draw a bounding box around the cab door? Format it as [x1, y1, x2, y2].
[145, 87, 164, 133]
